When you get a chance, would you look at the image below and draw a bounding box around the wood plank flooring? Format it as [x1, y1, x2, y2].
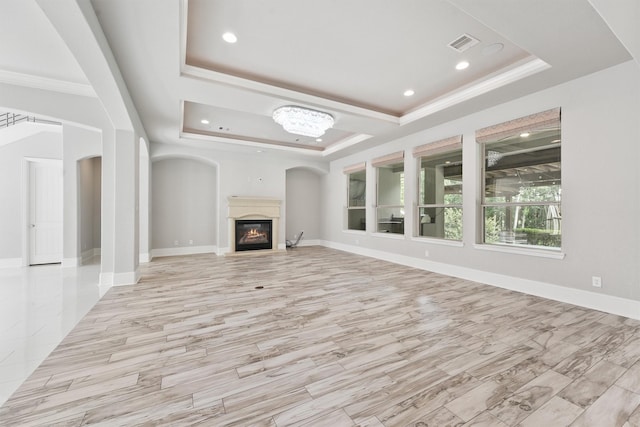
[1, 246, 639, 426]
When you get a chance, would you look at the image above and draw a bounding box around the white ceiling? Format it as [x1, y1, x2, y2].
[0, 0, 633, 160]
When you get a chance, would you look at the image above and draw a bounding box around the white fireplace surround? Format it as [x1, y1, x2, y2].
[227, 196, 283, 254]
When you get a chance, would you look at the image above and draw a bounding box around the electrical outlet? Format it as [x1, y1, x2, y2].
[189, 240, 193, 245]
[174, 240, 179, 246]
[592, 276, 602, 288]
[424, 250, 430, 257]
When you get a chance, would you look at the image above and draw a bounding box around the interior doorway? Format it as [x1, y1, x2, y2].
[27, 159, 63, 265]
[78, 156, 102, 264]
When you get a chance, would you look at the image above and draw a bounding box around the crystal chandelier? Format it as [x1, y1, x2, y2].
[487, 150, 504, 167]
[272, 106, 334, 138]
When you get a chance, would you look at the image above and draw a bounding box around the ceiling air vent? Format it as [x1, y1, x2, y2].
[448, 33, 480, 52]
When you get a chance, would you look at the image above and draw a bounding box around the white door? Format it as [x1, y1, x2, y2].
[29, 161, 63, 265]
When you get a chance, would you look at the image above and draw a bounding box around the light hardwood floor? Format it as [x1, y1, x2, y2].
[1, 246, 639, 426]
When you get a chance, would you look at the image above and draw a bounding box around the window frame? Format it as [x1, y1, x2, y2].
[477, 108, 562, 251]
[372, 151, 405, 235]
[345, 165, 367, 231]
[415, 142, 463, 242]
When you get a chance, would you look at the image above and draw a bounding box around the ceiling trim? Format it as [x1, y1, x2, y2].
[180, 64, 400, 125]
[182, 127, 324, 151]
[180, 129, 324, 156]
[177, 1, 550, 158]
[400, 56, 551, 126]
[179, 1, 398, 125]
[0, 69, 96, 98]
[323, 134, 373, 157]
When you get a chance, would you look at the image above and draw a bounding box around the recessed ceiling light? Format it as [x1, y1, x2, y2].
[222, 32, 237, 43]
[551, 139, 561, 143]
[445, 161, 451, 164]
[403, 89, 415, 97]
[316, 138, 323, 142]
[520, 132, 530, 137]
[455, 61, 469, 70]
[256, 150, 263, 153]
[200, 119, 209, 124]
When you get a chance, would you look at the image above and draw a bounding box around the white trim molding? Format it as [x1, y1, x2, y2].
[474, 243, 565, 260]
[113, 270, 140, 287]
[295, 239, 323, 247]
[99, 272, 113, 287]
[151, 245, 218, 258]
[139, 253, 152, 263]
[100, 270, 141, 287]
[320, 240, 640, 320]
[0, 70, 96, 97]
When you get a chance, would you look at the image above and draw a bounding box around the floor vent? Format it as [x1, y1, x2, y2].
[448, 33, 480, 52]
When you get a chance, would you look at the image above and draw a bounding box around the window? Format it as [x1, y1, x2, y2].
[478, 108, 561, 249]
[414, 136, 463, 240]
[373, 151, 405, 234]
[345, 163, 366, 231]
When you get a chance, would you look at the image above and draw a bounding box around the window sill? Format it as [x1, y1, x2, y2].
[372, 232, 406, 240]
[411, 237, 464, 247]
[343, 229, 367, 235]
[474, 243, 565, 259]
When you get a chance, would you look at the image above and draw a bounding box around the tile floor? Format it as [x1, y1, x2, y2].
[1, 248, 639, 426]
[0, 259, 105, 406]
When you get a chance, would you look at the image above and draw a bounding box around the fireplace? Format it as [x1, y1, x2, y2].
[235, 219, 272, 251]
[227, 196, 282, 255]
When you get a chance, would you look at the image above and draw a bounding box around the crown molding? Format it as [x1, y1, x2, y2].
[0, 69, 96, 98]
[400, 56, 551, 126]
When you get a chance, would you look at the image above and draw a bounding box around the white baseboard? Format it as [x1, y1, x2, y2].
[62, 257, 80, 268]
[77, 248, 101, 265]
[320, 240, 640, 321]
[113, 269, 140, 287]
[217, 247, 230, 256]
[151, 245, 218, 258]
[0, 258, 22, 268]
[139, 252, 152, 263]
[99, 272, 113, 287]
[100, 269, 140, 287]
[81, 249, 93, 264]
[296, 239, 322, 247]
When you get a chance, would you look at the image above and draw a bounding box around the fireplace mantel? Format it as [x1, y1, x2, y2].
[227, 196, 283, 255]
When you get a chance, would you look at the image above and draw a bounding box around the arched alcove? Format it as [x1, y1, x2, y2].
[285, 167, 325, 244]
[151, 157, 218, 256]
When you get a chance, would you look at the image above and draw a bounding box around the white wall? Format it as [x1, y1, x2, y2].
[151, 158, 217, 252]
[323, 61, 640, 311]
[0, 126, 62, 262]
[285, 168, 323, 241]
[150, 144, 329, 253]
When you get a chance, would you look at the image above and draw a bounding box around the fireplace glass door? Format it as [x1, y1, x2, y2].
[235, 220, 272, 251]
